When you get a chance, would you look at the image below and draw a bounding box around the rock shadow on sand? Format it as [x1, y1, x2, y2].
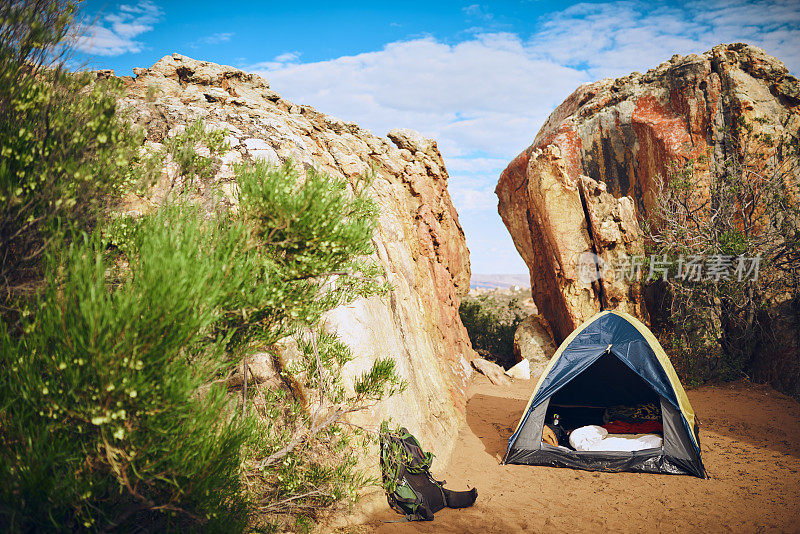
[465, 392, 527, 461]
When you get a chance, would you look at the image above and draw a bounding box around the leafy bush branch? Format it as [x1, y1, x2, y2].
[645, 119, 800, 383]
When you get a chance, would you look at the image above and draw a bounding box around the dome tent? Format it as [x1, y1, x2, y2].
[504, 310, 706, 477]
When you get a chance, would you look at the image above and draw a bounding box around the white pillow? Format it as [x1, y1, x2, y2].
[569, 425, 608, 451]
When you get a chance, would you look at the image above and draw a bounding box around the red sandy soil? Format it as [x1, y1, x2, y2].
[362, 375, 800, 533]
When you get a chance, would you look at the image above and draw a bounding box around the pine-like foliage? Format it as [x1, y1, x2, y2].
[0, 1, 147, 311]
[1, 212, 253, 531]
[0, 3, 403, 531]
[1, 163, 402, 531]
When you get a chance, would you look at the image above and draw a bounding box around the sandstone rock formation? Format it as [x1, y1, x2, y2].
[471, 358, 512, 386]
[513, 314, 557, 378]
[116, 54, 476, 465]
[497, 43, 800, 344]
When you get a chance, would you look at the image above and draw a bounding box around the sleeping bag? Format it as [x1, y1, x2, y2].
[569, 425, 663, 452]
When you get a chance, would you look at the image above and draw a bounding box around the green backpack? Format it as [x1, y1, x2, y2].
[379, 424, 477, 521]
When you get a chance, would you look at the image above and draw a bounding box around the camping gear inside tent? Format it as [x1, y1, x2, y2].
[504, 310, 706, 478]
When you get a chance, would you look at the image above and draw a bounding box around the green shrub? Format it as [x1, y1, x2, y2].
[0, 209, 253, 531]
[231, 163, 401, 529]
[220, 161, 387, 350]
[646, 121, 800, 387]
[244, 333, 403, 531]
[0, 161, 402, 531]
[162, 120, 229, 183]
[1, 3, 403, 529]
[459, 296, 526, 368]
[0, 1, 147, 311]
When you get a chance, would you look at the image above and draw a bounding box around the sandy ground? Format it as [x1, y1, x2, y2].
[361, 375, 800, 533]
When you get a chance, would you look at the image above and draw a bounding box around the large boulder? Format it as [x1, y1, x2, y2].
[471, 357, 512, 386]
[513, 314, 557, 379]
[496, 43, 800, 344]
[118, 54, 476, 468]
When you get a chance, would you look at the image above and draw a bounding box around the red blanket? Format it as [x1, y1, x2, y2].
[602, 420, 663, 434]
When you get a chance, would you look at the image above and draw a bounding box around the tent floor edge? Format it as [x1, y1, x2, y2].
[504, 447, 705, 478]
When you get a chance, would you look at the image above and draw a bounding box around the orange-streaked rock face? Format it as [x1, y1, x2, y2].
[116, 54, 476, 467]
[497, 43, 800, 343]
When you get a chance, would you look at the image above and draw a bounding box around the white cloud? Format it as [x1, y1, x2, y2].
[249, 34, 587, 160]
[274, 51, 301, 63]
[445, 157, 509, 174]
[193, 32, 234, 47]
[445, 157, 513, 212]
[248, 51, 302, 72]
[247, 33, 587, 243]
[451, 184, 500, 211]
[461, 3, 508, 35]
[244, 0, 800, 273]
[248, 0, 800, 206]
[532, 0, 800, 79]
[187, 32, 234, 48]
[463, 4, 494, 22]
[73, 1, 162, 56]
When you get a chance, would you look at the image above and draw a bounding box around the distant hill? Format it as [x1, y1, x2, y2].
[470, 273, 530, 290]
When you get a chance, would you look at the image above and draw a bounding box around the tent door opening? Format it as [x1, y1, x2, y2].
[541, 350, 663, 446]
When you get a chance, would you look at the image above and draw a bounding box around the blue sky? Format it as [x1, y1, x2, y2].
[74, 0, 800, 274]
